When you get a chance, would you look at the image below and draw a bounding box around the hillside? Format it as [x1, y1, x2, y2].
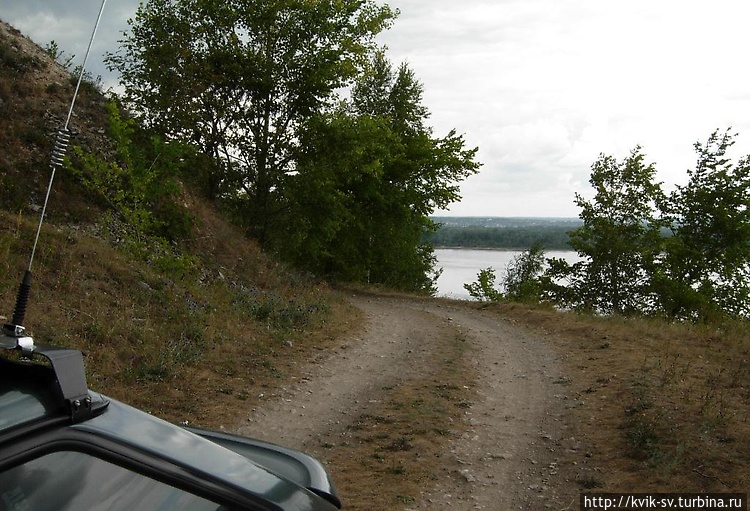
[0, 18, 356, 425]
[0, 20, 113, 223]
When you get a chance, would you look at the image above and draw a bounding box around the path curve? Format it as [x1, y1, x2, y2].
[237, 293, 575, 510]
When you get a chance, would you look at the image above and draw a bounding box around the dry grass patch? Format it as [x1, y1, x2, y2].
[0, 210, 359, 428]
[492, 303, 750, 492]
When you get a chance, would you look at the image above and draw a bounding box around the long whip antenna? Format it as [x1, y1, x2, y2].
[4, 0, 107, 337]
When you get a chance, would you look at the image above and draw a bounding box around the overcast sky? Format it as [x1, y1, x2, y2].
[3, 0, 750, 217]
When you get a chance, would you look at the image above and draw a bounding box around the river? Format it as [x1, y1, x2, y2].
[434, 248, 579, 300]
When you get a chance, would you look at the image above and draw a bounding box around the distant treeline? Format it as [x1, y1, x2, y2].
[426, 221, 580, 250]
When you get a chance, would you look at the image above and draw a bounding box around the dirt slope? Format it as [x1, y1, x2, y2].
[237, 292, 580, 510]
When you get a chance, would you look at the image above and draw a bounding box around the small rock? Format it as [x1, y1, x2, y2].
[459, 469, 476, 483]
[489, 453, 511, 460]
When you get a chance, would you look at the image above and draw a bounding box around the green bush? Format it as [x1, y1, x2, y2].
[64, 101, 193, 242]
[464, 268, 502, 303]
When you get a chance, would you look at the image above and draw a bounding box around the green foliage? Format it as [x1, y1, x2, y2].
[464, 268, 503, 303]
[657, 129, 750, 320]
[278, 111, 443, 292]
[274, 53, 479, 293]
[504, 243, 546, 302]
[106, 2, 480, 294]
[463, 244, 546, 303]
[92, 212, 199, 281]
[543, 131, 750, 321]
[546, 148, 665, 314]
[107, 0, 397, 241]
[65, 101, 193, 242]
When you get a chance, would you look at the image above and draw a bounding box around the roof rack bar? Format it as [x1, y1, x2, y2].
[0, 339, 95, 422]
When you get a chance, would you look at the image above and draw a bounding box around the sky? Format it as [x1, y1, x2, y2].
[3, 0, 750, 217]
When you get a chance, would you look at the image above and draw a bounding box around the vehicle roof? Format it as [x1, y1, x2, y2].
[76, 399, 334, 510]
[0, 357, 78, 431]
[0, 355, 337, 511]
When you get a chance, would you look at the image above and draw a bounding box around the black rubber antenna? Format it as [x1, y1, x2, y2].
[3, 0, 107, 339]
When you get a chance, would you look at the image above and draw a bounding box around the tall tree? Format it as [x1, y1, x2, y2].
[350, 53, 477, 217]
[658, 129, 750, 319]
[277, 54, 480, 292]
[106, 0, 396, 240]
[546, 148, 665, 314]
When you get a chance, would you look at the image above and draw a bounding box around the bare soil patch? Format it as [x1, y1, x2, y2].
[233, 292, 749, 510]
[236, 292, 581, 510]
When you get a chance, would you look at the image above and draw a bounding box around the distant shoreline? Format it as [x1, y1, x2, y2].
[425, 217, 579, 251]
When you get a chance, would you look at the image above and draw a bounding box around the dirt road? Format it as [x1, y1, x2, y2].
[237, 292, 579, 510]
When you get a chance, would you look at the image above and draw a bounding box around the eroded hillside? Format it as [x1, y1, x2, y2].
[0, 18, 356, 426]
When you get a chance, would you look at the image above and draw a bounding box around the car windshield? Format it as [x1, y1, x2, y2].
[0, 451, 228, 511]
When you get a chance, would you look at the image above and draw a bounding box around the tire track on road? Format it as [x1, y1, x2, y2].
[236, 294, 575, 510]
[238, 294, 460, 455]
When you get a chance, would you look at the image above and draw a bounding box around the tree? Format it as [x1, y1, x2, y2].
[277, 112, 400, 283]
[350, 52, 478, 215]
[504, 242, 546, 302]
[275, 54, 480, 292]
[546, 148, 665, 314]
[106, 0, 396, 241]
[464, 268, 503, 302]
[464, 244, 546, 303]
[658, 129, 750, 319]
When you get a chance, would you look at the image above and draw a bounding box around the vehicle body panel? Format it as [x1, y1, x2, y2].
[0, 354, 340, 511]
[187, 428, 341, 509]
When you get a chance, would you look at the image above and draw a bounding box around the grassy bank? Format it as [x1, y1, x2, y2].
[493, 302, 750, 492]
[0, 207, 358, 427]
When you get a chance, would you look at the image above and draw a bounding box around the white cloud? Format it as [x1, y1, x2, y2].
[5, 0, 750, 217]
[381, 0, 750, 216]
